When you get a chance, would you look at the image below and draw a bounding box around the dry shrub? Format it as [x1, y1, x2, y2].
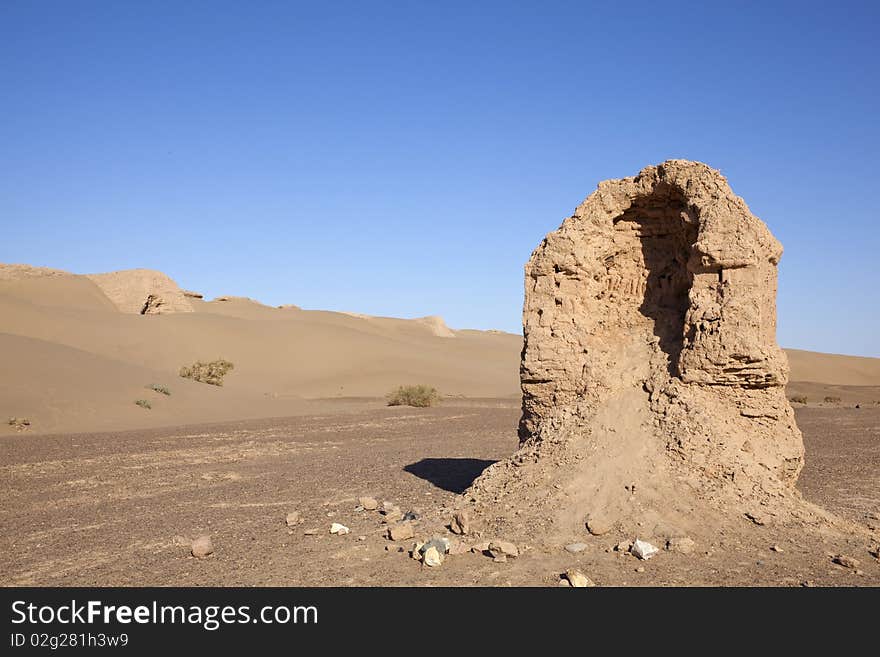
[147, 383, 171, 396]
[134, 399, 152, 410]
[7, 417, 31, 431]
[386, 384, 440, 408]
[179, 359, 235, 386]
[789, 395, 808, 405]
[823, 396, 842, 404]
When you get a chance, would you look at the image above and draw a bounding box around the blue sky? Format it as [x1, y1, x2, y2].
[1, 1, 878, 356]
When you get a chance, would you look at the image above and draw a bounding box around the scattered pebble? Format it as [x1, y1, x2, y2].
[770, 544, 784, 553]
[387, 523, 415, 541]
[832, 554, 859, 569]
[745, 511, 768, 526]
[191, 535, 213, 558]
[285, 511, 302, 527]
[329, 523, 350, 535]
[635, 566, 645, 573]
[423, 546, 444, 567]
[563, 569, 595, 587]
[631, 539, 659, 560]
[488, 540, 519, 559]
[380, 502, 403, 523]
[303, 528, 319, 536]
[615, 539, 633, 553]
[666, 536, 695, 554]
[358, 496, 378, 511]
[450, 510, 471, 535]
[585, 517, 613, 536]
[565, 543, 588, 554]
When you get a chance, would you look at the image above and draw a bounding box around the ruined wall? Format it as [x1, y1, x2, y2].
[519, 160, 803, 486]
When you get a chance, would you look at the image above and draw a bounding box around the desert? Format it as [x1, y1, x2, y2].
[2, 3, 879, 600]
[2, 162, 878, 587]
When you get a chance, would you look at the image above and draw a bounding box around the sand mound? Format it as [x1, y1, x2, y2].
[0, 263, 70, 280]
[414, 315, 455, 338]
[467, 160, 839, 544]
[86, 269, 194, 314]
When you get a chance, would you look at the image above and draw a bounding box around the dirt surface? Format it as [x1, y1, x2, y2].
[2, 401, 878, 587]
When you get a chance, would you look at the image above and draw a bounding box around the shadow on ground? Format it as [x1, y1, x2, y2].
[403, 458, 497, 493]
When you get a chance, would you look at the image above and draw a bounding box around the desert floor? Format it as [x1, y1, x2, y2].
[2, 399, 878, 587]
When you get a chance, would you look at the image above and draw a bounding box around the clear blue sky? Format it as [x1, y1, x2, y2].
[1, 1, 877, 356]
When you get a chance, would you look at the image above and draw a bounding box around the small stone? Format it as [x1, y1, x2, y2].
[357, 535, 366, 541]
[869, 545, 880, 560]
[666, 537, 695, 554]
[387, 523, 415, 541]
[832, 554, 859, 569]
[493, 555, 507, 563]
[358, 496, 378, 511]
[402, 511, 420, 522]
[564, 569, 595, 587]
[423, 546, 444, 567]
[191, 535, 213, 558]
[745, 511, 768, 526]
[303, 528, 319, 536]
[285, 511, 302, 527]
[558, 578, 571, 586]
[565, 543, 588, 554]
[380, 503, 403, 523]
[631, 539, 659, 560]
[770, 544, 784, 553]
[615, 539, 633, 553]
[471, 540, 491, 554]
[635, 566, 645, 573]
[488, 540, 519, 558]
[586, 517, 613, 536]
[422, 537, 450, 553]
[450, 510, 471, 535]
[448, 539, 469, 555]
[329, 523, 350, 535]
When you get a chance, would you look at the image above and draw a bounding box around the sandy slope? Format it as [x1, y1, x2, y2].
[0, 270, 519, 434]
[0, 266, 877, 435]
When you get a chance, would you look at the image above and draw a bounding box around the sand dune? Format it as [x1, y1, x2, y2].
[0, 267, 520, 434]
[1, 264, 877, 435]
[785, 348, 880, 386]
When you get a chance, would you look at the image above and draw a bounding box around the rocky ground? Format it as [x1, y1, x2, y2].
[1, 400, 878, 587]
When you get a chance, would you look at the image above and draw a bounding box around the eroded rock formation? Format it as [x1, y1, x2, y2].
[86, 269, 194, 314]
[468, 160, 806, 540]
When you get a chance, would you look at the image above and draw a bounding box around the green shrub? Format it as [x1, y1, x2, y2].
[789, 395, 808, 405]
[386, 384, 440, 408]
[135, 399, 152, 410]
[147, 383, 171, 396]
[823, 396, 841, 404]
[179, 359, 234, 386]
